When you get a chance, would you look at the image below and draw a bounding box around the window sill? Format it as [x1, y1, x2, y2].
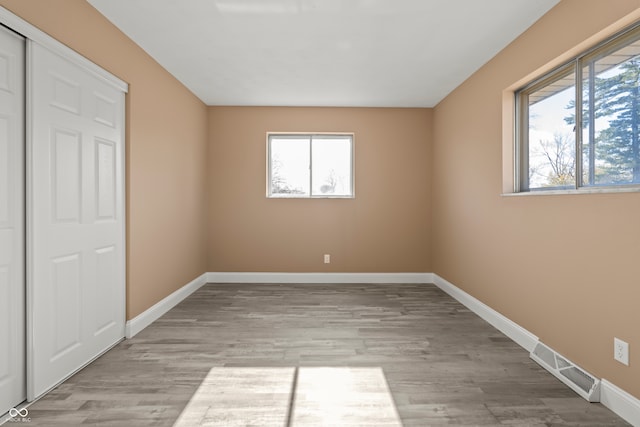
[502, 186, 640, 197]
[267, 195, 355, 199]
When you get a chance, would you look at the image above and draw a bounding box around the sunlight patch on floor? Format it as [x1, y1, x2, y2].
[292, 367, 402, 426]
[173, 367, 402, 426]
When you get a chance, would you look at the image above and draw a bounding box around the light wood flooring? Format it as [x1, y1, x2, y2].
[16, 283, 630, 426]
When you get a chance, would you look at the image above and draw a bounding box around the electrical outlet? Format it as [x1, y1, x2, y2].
[324, 254, 330, 264]
[614, 338, 629, 366]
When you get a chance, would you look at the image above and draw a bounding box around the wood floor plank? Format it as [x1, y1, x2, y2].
[18, 283, 630, 426]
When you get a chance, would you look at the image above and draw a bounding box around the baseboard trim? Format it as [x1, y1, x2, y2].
[431, 273, 538, 353]
[601, 379, 640, 427]
[432, 273, 640, 425]
[125, 272, 208, 339]
[207, 272, 434, 284]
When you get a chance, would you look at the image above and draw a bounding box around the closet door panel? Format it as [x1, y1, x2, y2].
[0, 26, 25, 416]
[29, 41, 125, 400]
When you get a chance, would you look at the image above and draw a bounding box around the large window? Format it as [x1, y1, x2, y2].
[267, 133, 354, 198]
[517, 23, 640, 191]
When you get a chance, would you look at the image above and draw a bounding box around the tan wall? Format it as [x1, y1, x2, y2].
[432, 0, 640, 398]
[207, 107, 432, 273]
[0, 0, 210, 319]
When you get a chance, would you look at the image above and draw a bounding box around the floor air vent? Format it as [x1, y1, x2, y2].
[530, 341, 600, 402]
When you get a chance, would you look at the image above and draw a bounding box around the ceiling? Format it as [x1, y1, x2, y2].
[87, 0, 560, 108]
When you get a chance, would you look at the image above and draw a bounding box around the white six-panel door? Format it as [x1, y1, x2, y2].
[0, 26, 25, 416]
[28, 41, 125, 399]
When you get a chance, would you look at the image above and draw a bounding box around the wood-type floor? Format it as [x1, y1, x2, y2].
[16, 283, 630, 426]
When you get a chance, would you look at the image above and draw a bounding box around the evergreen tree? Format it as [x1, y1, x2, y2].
[566, 57, 640, 184]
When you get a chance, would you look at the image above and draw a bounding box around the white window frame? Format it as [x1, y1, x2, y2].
[266, 133, 355, 198]
[515, 21, 640, 193]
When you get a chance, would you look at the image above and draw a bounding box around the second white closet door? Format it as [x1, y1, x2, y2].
[29, 41, 125, 399]
[0, 25, 25, 417]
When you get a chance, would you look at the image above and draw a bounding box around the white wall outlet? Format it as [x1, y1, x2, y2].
[614, 337, 629, 366]
[324, 254, 330, 264]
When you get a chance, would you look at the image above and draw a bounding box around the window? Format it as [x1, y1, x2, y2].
[267, 133, 354, 198]
[516, 23, 640, 192]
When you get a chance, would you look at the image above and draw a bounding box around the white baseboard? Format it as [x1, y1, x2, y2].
[125, 272, 208, 339]
[207, 272, 434, 284]
[431, 274, 539, 353]
[432, 273, 640, 425]
[601, 379, 640, 427]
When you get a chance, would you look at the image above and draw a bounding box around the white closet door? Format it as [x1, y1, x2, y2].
[0, 26, 25, 416]
[29, 41, 125, 399]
